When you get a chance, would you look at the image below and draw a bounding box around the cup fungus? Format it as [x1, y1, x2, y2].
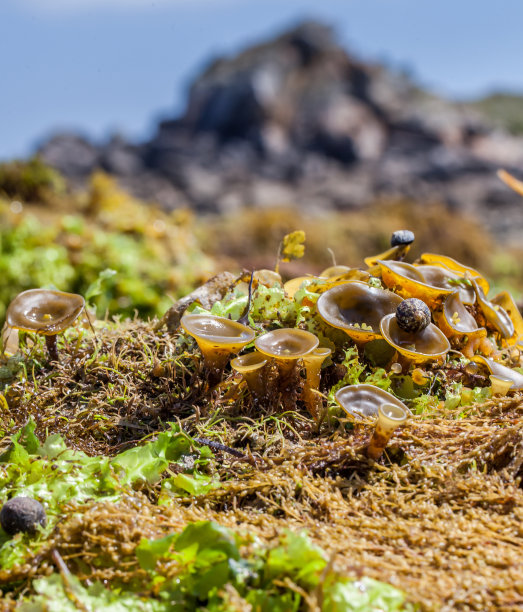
[316, 281, 403, 344]
[415, 265, 476, 305]
[380, 304, 450, 366]
[335, 383, 410, 419]
[378, 261, 452, 308]
[180, 313, 255, 384]
[366, 402, 408, 460]
[471, 279, 514, 340]
[319, 265, 352, 277]
[230, 351, 268, 402]
[473, 355, 523, 390]
[254, 328, 319, 378]
[302, 346, 332, 421]
[419, 253, 489, 294]
[5, 288, 86, 362]
[489, 375, 514, 397]
[490, 291, 523, 344]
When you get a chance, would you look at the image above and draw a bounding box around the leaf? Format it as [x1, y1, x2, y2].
[175, 521, 240, 561]
[136, 534, 177, 571]
[85, 268, 117, 301]
[322, 576, 409, 611]
[281, 231, 306, 263]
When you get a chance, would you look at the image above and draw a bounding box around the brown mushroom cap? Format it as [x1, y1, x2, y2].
[181, 314, 255, 352]
[419, 253, 489, 294]
[378, 261, 450, 308]
[335, 383, 411, 419]
[437, 291, 486, 339]
[255, 328, 319, 360]
[6, 289, 85, 336]
[319, 265, 352, 278]
[230, 351, 267, 374]
[473, 355, 523, 390]
[415, 265, 475, 305]
[317, 281, 403, 343]
[471, 280, 514, 340]
[380, 313, 450, 364]
[490, 291, 523, 344]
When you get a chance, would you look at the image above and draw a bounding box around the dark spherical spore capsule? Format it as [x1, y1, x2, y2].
[396, 298, 431, 333]
[390, 230, 415, 247]
[0, 497, 47, 535]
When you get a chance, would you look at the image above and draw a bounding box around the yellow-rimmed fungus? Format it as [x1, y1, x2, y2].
[5, 288, 85, 362]
[473, 354, 523, 390]
[317, 281, 403, 344]
[489, 375, 513, 396]
[380, 311, 450, 365]
[230, 351, 268, 403]
[181, 313, 255, 384]
[335, 383, 410, 419]
[254, 328, 319, 378]
[302, 346, 332, 421]
[366, 402, 408, 460]
[471, 279, 514, 340]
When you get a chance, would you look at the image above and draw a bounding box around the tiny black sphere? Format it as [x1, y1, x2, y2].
[0, 497, 47, 535]
[390, 230, 415, 247]
[396, 299, 431, 333]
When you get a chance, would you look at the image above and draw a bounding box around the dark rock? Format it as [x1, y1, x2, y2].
[36, 20, 523, 244]
[0, 497, 47, 535]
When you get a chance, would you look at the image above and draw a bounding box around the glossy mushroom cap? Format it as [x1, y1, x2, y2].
[491, 291, 523, 344]
[335, 384, 410, 419]
[255, 328, 319, 361]
[416, 265, 475, 305]
[231, 351, 268, 400]
[471, 280, 514, 340]
[379, 260, 472, 308]
[419, 253, 489, 294]
[380, 313, 450, 365]
[437, 292, 485, 339]
[6, 289, 85, 336]
[367, 402, 409, 460]
[473, 355, 523, 390]
[317, 281, 403, 344]
[181, 314, 255, 354]
[230, 351, 267, 374]
[319, 265, 353, 278]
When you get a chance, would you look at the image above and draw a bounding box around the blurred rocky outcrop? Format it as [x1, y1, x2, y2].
[38, 21, 523, 244]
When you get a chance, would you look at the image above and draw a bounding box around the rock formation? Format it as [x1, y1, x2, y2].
[38, 21, 523, 244]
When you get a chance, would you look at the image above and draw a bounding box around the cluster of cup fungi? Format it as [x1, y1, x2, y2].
[2, 229, 523, 476]
[179, 228, 523, 460]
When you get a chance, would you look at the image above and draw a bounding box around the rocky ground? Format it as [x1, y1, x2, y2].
[38, 22, 523, 246]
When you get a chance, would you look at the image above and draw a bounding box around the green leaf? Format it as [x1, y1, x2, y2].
[136, 533, 177, 571]
[85, 268, 117, 300]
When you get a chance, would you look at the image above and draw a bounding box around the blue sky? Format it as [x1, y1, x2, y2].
[1, 0, 522, 160]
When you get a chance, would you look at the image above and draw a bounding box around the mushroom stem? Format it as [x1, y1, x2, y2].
[231, 352, 268, 403]
[302, 347, 331, 421]
[45, 335, 59, 362]
[198, 346, 232, 387]
[366, 403, 408, 460]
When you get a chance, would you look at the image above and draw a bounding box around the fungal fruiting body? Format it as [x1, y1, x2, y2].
[302, 346, 332, 421]
[5, 288, 85, 362]
[317, 281, 403, 344]
[230, 351, 268, 402]
[181, 313, 255, 385]
[366, 403, 408, 460]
